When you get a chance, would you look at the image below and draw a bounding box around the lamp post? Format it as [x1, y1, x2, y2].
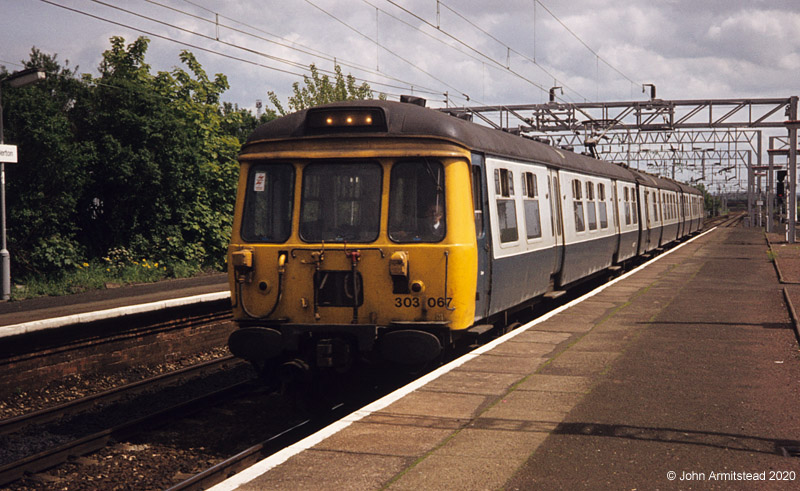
[0, 67, 46, 300]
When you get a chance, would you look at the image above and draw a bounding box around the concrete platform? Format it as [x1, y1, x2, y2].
[0, 273, 228, 337]
[213, 225, 800, 490]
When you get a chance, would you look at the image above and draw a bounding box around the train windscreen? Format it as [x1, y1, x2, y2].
[299, 162, 382, 243]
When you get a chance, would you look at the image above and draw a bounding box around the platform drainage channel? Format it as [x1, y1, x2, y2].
[779, 446, 800, 458]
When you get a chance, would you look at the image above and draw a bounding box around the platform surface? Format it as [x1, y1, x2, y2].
[216, 225, 800, 490]
[0, 273, 227, 328]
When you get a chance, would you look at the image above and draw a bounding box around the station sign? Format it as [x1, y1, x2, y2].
[0, 145, 18, 163]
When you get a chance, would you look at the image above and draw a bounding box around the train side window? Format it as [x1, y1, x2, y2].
[495, 168, 518, 243]
[548, 176, 554, 236]
[666, 193, 671, 220]
[624, 187, 631, 225]
[553, 176, 562, 236]
[523, 172, 541, 239]
[673, 195, 677, 219]
[586, 181, 597, 231]
[572, 179, 585, 232]
[671, 194, 675, 220]
[598, 183, 608, 229]
[631, 188, 638, 224]
[495, 168, 513, 197]
[471, 164, 484, 238]
[664, 194, 674, 220]
[665, 194, 670, 220]
[652, 192, 659, 222]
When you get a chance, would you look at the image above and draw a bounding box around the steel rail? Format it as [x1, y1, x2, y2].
[0, 354, 240, 436]
[0, 367, 251, 486]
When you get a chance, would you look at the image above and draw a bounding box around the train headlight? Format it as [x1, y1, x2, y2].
[232, 249, 254, 283]
[411, 280, 425, 293]
[389, 251, 409, 277]
[232, 249, 253, 269]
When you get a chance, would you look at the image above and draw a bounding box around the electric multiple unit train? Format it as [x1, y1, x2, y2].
[225, 99, 704, 380]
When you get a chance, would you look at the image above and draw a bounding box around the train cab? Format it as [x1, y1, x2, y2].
[227, 102, 479, 377]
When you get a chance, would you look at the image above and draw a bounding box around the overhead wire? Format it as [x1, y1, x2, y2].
[39, 0, 305, 78]
[532, 0, 641, 87]
[302, 0, 474, 105]
[144, 0, 443, 96]
[382, 0, 561, 103]
[437, 1, 589, 102]
[36, 0, 441, 100]
[362, 0, 537, 104]
[36, 0, 644, 109]
[82, 0, 436, 96]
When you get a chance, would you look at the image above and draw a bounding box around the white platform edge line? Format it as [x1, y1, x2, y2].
[0, 291, 231, 338]
[211, 227, 715, 491]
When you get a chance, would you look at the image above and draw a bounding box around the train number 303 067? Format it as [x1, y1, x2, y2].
[394, 296, 452, 308]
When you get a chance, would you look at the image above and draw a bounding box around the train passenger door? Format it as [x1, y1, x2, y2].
[643, 190, 652, 251]
[611, 181, 621, 259]
[471, 153, 490, 322]
[548, 169, 564, 277]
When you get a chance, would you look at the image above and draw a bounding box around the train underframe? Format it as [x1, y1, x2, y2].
[228, 319, 455, 390]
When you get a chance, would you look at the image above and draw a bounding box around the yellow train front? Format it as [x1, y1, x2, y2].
[227, 100, 478, 380]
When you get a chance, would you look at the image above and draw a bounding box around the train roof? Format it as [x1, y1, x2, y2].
[245, 99, 700, 194]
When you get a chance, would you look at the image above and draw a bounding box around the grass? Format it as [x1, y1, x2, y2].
[10, 257, 215, 301]
[767, 249, 778, 263]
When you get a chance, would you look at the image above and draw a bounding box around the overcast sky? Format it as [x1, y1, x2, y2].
[3, 0, 799, 110]
[2, 0, 799, 190]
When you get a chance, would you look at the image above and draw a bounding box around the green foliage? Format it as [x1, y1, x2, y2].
[72, 37, 245, 271]
[2, 38, 386, 298]
[2, 36, 257, 290]
[2, 49, 92, 276]
[268, 64, 384, 115]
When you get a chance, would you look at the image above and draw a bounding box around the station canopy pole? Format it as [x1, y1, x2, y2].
[789, 96, 798, 243]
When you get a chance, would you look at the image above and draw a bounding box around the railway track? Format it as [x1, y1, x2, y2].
[0, 355, 251, 487]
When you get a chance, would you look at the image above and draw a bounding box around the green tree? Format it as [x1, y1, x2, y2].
[268, 64, 383, 116]
[2, 49, 93, 275]
[74, 36, 244, 270]
[696, 183, 717, 216]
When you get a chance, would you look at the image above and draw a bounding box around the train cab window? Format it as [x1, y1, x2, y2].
[572, 179, 585, 232]
[389, 160, 445, 243]
[495, 168, 518, 243]
[522, 172, 541, 239]
[598, 183, 608, 229]
[586, 181, 597, 231]
[300, 162, 382, 243]
[242, 163, 295, 243]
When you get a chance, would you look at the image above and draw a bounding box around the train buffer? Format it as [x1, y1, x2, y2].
[212, 225, 800, 490]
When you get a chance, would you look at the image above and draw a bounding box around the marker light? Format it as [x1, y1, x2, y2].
[306, 107, 387, 133]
